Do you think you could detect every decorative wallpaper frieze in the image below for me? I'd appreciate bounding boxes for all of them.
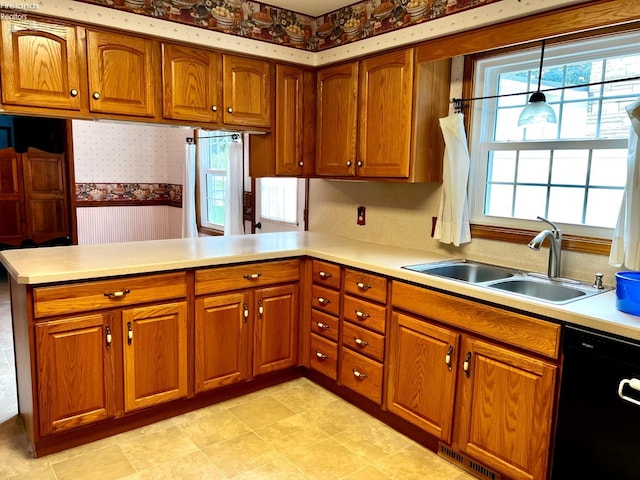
[76,182,183,206]
[75,0,502,52]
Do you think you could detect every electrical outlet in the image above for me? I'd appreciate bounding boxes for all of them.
[357,206,366,225]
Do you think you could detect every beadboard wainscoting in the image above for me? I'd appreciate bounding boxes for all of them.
[77,205,182,245]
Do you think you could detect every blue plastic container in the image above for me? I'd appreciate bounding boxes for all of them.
[615,271,640,315]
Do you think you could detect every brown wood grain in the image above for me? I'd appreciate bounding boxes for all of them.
[344,268,388,304]
[222,55,272,128]
[309,333,338,380]
[342,320,385,362]
[342,294,387,334]
[339,347,383,404]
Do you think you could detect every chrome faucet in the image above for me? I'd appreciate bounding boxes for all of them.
[528,216,562,279]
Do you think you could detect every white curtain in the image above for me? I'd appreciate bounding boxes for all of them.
[182,142,198,238]
[434,113,471,246]
[225,140,244,235]
[610,97,640,269]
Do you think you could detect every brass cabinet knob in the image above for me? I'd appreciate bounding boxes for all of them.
[92,92,100,100]
[70,89,78,97]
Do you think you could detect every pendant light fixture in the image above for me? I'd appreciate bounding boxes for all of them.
[517,39,557,127]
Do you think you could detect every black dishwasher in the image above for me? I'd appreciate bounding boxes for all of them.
[552,325,640,479]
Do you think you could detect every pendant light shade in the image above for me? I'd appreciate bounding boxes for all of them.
[518,40,557,127]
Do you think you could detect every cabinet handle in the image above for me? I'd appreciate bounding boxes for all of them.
[356,282,372,290]
[70,89,78,97]
[104,289,130,299]
[317,297,330,305]
[243,302,249,322]
[105,325,112,348]
[354,337,369,347]
[352,368,367,380]
[463,352,472,377]
[212,105,218,112]
[257,299,263,318]
[347,160,352,167]
[92,92,100,100]
[298,161,304,166]
[127,322,133,346]
[355,309,370,319]
[316,322,330,331]
[227,107,233,113]
[243,273,262,280]
[318,271,332,279]
[445,345,454,371]
[315,350,328,360]
[357,160,363,167]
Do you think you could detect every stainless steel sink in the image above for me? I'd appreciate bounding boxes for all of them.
[402,259,608,304]
[403,260,515,283]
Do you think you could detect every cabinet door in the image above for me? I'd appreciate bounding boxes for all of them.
[0,19,81,110]
[316,62,358,176]
[22,148,69,244]
[36,313,115,436]
[162,43,222,123]
[387,312,459,442]
[195,291,251,392]
[0,148,25,245]
[358,49,413,178]
[275,64,304,175]
[86,30,156,117]
[223,55,272,127]
[122,301,188,412]
[254,284,298,375]
[456,337,557,480]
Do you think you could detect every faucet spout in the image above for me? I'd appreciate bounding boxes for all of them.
[528,217,562,278]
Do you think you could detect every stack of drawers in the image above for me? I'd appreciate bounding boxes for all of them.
[309,260,342,380]
[339,268,388,404]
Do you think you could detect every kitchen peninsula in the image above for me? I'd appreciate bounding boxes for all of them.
[2,232,638,480]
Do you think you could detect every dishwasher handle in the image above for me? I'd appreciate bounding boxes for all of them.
[618,378,640,406]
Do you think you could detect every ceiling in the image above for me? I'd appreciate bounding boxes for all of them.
[262,1,356,17]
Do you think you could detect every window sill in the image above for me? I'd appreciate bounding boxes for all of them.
[470,224,611,255]
[198,226,224,237]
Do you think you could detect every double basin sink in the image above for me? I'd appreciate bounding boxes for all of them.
[403,259,608,304]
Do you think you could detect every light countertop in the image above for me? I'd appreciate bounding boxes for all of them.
[2,231,640,342]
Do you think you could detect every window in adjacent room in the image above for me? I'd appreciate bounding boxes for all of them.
[468,30,640,239]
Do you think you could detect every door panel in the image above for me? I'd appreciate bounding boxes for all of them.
[0,148,25,244]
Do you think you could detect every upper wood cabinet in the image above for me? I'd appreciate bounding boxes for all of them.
[223,55,272,128]
[316,48,450,181]
[162,43,222,124]
[86,30,158,117]
[0,18,82,111]
[316,62,358,177]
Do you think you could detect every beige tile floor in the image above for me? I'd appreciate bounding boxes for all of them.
[0,273,476,480]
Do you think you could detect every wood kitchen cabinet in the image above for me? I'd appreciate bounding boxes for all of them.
[0,148,25,245]
[223,55,272,128]
[390,281,559,480]
[0,18,82,111]
[162,43,222,124]
[35,312,116,436]
[86,30,158,117]
[122,301,188,412]
[194,260,299,393]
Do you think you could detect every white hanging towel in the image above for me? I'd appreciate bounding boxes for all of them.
[610,97,640,269]
[434,113,471,246]
[224,140,244,236]
[182,142,198,238]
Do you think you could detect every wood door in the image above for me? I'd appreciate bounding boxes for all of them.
[253,284,298,375]
[275,64,303,175]
[316,62,358,176]
[0,19,81,110]
[35,313,115,436]
[358,49,413,178]
[456,336,557,480]
[223,55,272,127]
[195,291,251,392]
[86,30,156,117]
[0,148,25,245]
[22,148,69,244]
[386,312,459,442]
[122,301,188,412]
[162,43,222,123]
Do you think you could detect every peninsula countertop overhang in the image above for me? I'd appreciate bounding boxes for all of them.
[2,231,640,342]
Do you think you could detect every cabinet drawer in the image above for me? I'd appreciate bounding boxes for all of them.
[342,295,386,334]
[195,259,300,295]
[344,268,387,303]
[342,321,384,362]
[311,309,339,342]
[312,260,341,290]
[340,347,383,404]
[311,284,340,316]
[310,333,338,380]
[33,272,187,319]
